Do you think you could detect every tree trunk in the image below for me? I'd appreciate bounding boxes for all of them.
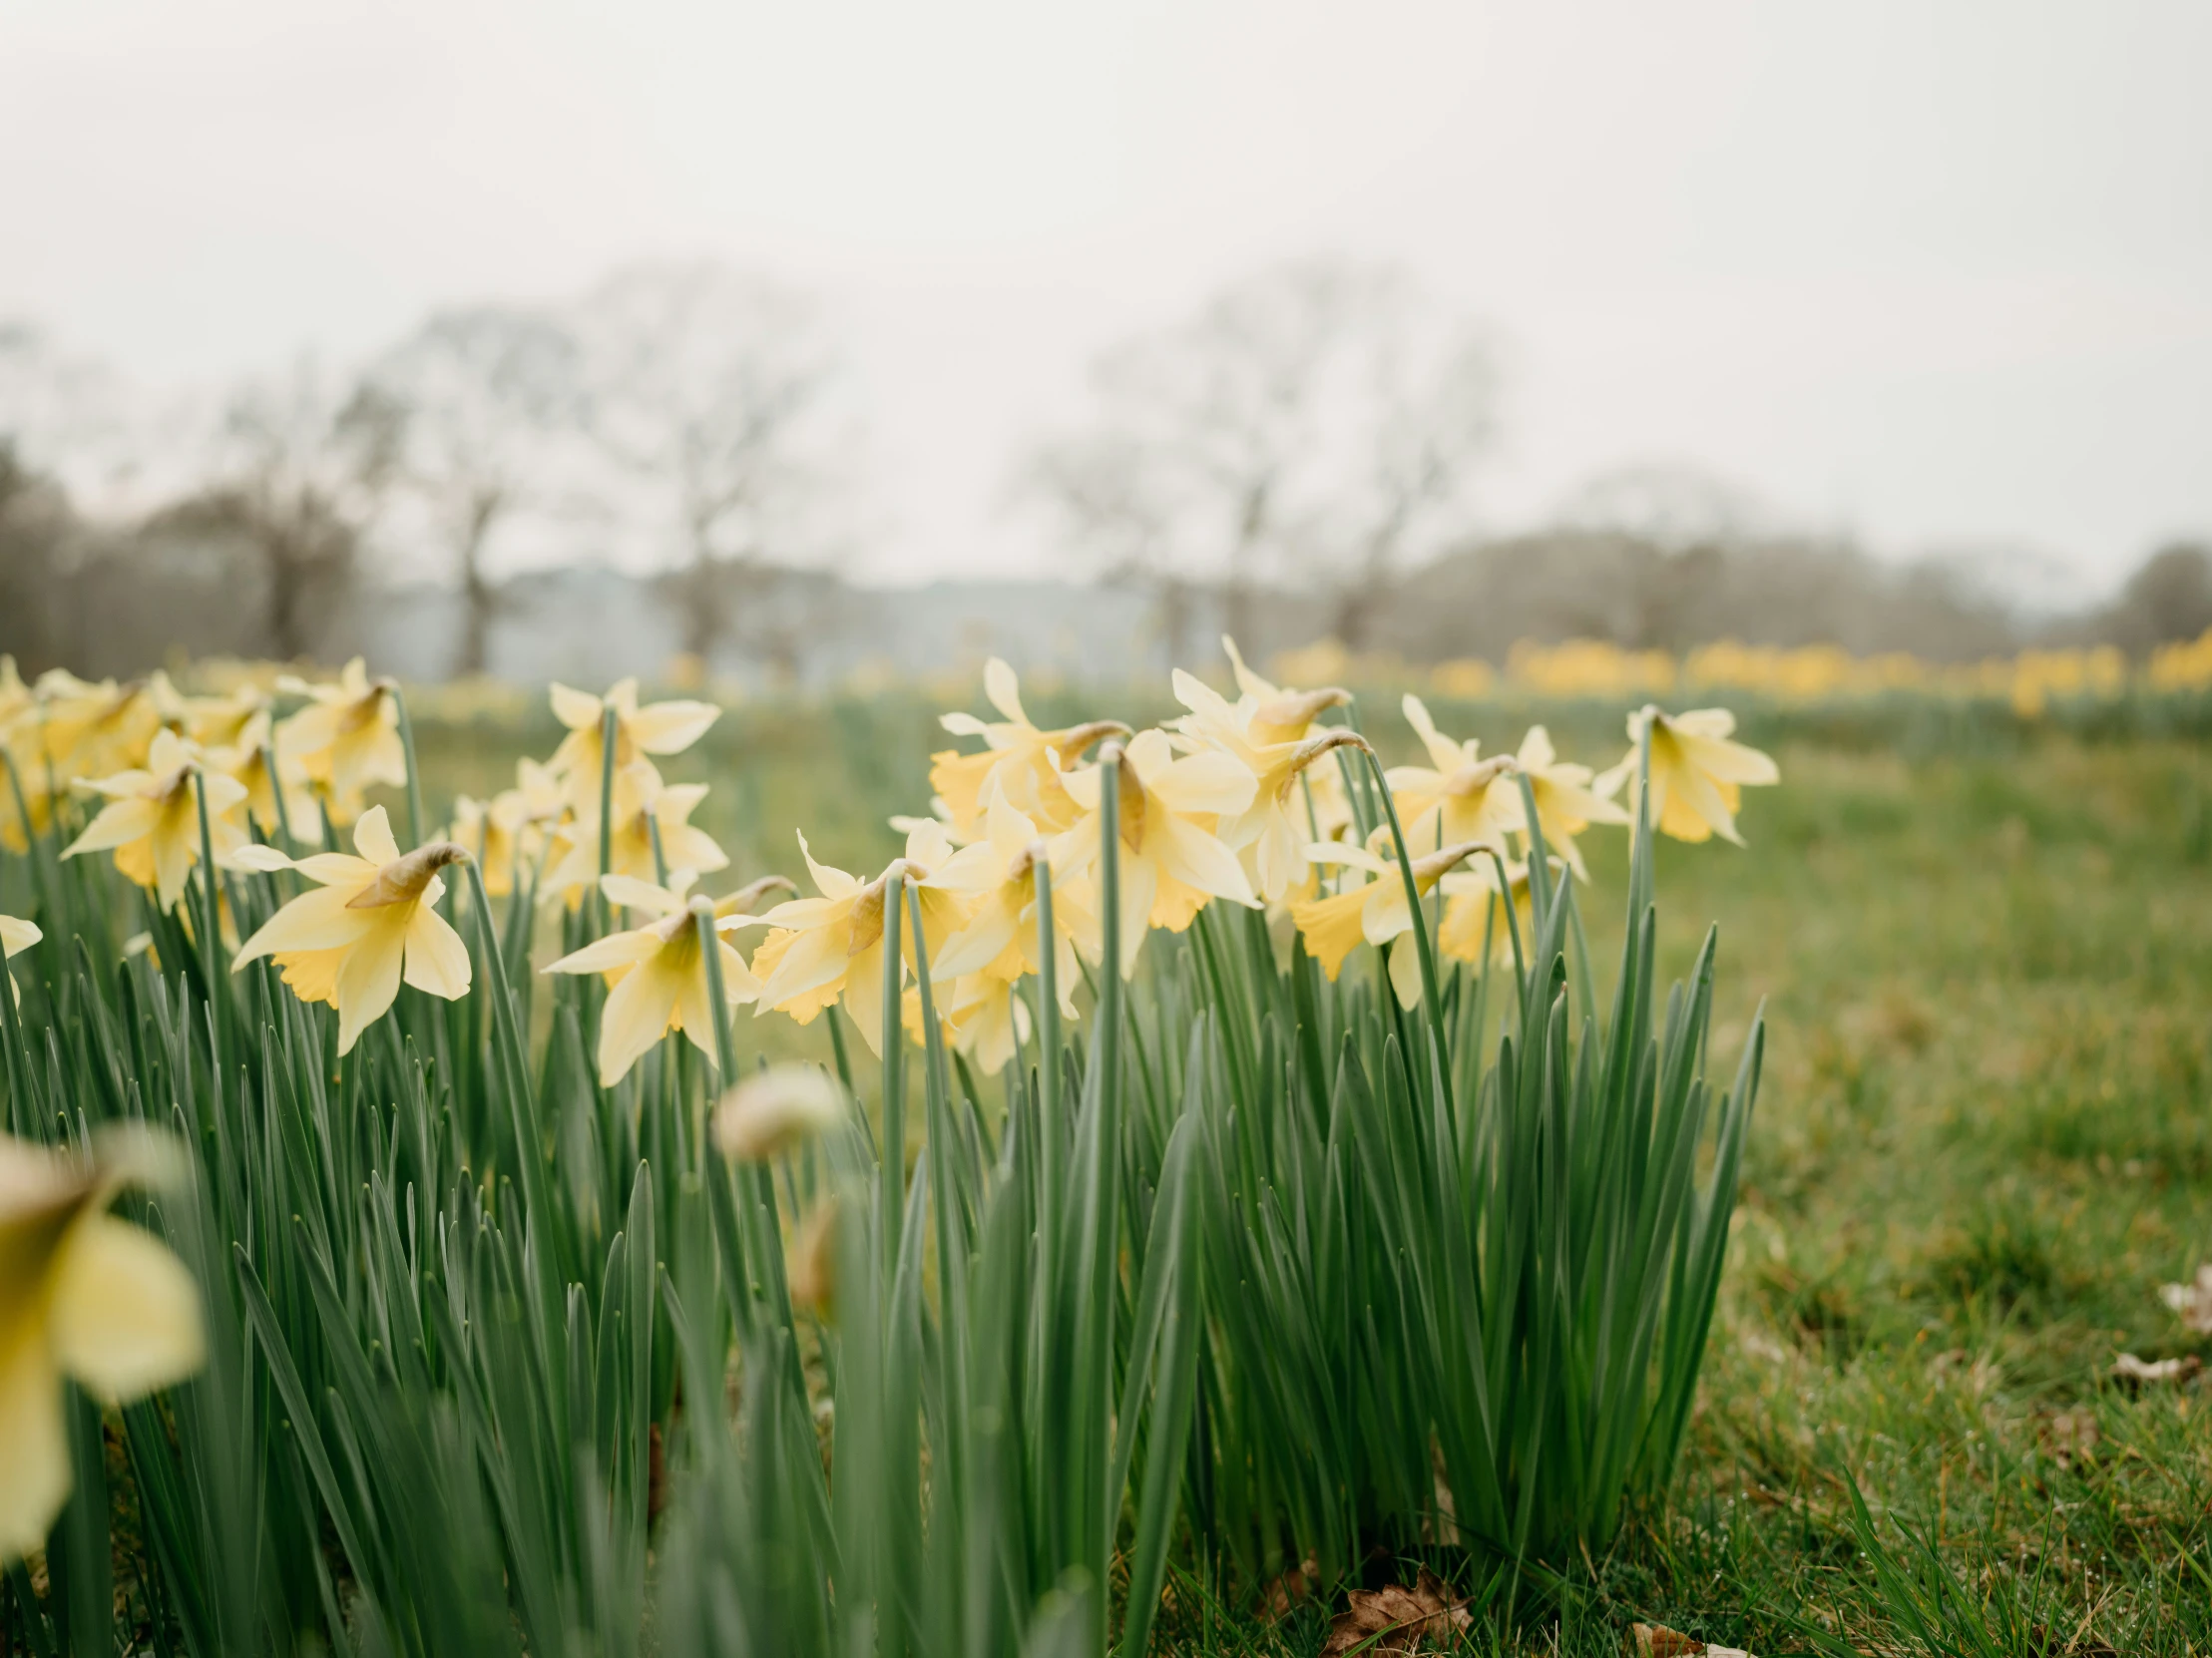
[453,494,502,679]
[265,525,305,662]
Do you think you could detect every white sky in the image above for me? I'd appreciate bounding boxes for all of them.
[2,0,2209,599]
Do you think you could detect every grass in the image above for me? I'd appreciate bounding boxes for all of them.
[451,709,2212,1652]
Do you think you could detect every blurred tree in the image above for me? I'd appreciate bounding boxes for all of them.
[570,262,845,682]
[1022,259,1497,656]
[0,442,73,673]
[361,307,588,677]
[161,359,401,662]
[2098,541,2212,652]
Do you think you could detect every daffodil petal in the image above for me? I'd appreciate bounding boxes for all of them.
[351,807,401,868]
[333,914,407,1054]
[0,1336,69,1564]
[49,1213,205,1404]
[402,906,473,1001]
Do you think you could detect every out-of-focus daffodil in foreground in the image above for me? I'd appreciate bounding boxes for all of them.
[232,807,472,1052]
[712,1064,847,1162]
[0,1127,204,1564]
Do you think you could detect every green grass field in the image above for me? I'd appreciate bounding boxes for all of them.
[412,700,2212,1654]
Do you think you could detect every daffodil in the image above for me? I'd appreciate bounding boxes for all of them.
[1059,731,1259,978]
[903,969,1032,1074]
[546,678,720,816]
[275,658,405,825]
[34,671,161,783]
[1169,669,1367,905]
[0,1127,205,1564]
[925,784,1100,1014]
[1510,726,1628,879]
[1291,833,1487,1008]
[231,807,472,1053]
[176,680,270,751]
[545,872,761,1086]
[1218,635,1360,838]
[540,759,727,905]
[1593,706,1779,845]
[63,729,250,913]
[929,657,1128,839]
[1387,695,1525,856]
[1436,855,1546,968]
[712,1064,847,1161]
[207,710,323,844]
[748,823,978,1056]
[2,913,39,1004]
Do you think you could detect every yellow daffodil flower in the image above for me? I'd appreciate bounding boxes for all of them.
[545,872,762,1086]
[1387,695,1526,857]
[275,658,405,826]
[1169,669,1367,905]
[0,1126,205,1564]
[746,827,966,1058]
[929,657,1128,839]
[1059,731,1259,977]
[2,914,39,1004]
[903,969,1032,1074]
[231,807,472,1053]
[925,783,1100,1014]
[546,678,719,815]
[712,1065,847,1161]
[63,729,250,914]
[1292,834,1487,1008]
[176,681,270,752]
[35,671,162,784]
[207,710,323,843]
[1216,635,1354,746]
[540,759,727,905]
[1594,706,1779,845]
[1511,725,1628,879]
[1437,855,1548,968]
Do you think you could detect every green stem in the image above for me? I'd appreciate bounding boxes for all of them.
[877,869,907,1288]
[1365,748,1447,1067]
[193,770,227,1114]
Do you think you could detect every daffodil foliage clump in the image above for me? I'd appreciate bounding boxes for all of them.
[0,645,1773,1654]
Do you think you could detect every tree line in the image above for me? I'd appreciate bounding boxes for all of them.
[2,259,2206,681]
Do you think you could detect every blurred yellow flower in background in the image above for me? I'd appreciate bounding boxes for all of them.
[0,1127,205,1565]
[63,729,249,913]
[540,759,727,904]
[546,678,720,815]
[207,710,323,843]
[276,658,405,825]
[1595,706,1779,845]
[232,807,472,1052]
[545,873,759,1086]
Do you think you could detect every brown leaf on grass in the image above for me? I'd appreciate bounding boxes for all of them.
[1319,1568,1472,1654]
[2158,1263,2212,1334]
[1623,1624,1755,1658]
[2111,1352,2202,1386]
[1260,1557,1318,1619]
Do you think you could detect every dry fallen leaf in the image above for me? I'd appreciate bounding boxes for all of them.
[1260,1556,1318,1620]
[1623,1624,1755,1658]
[2111,1352,2202,1386]
[2159,1263,2212,1335]
[1320,1567,1472,1654]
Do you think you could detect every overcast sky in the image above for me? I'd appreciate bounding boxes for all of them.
[2,0,2208,599]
